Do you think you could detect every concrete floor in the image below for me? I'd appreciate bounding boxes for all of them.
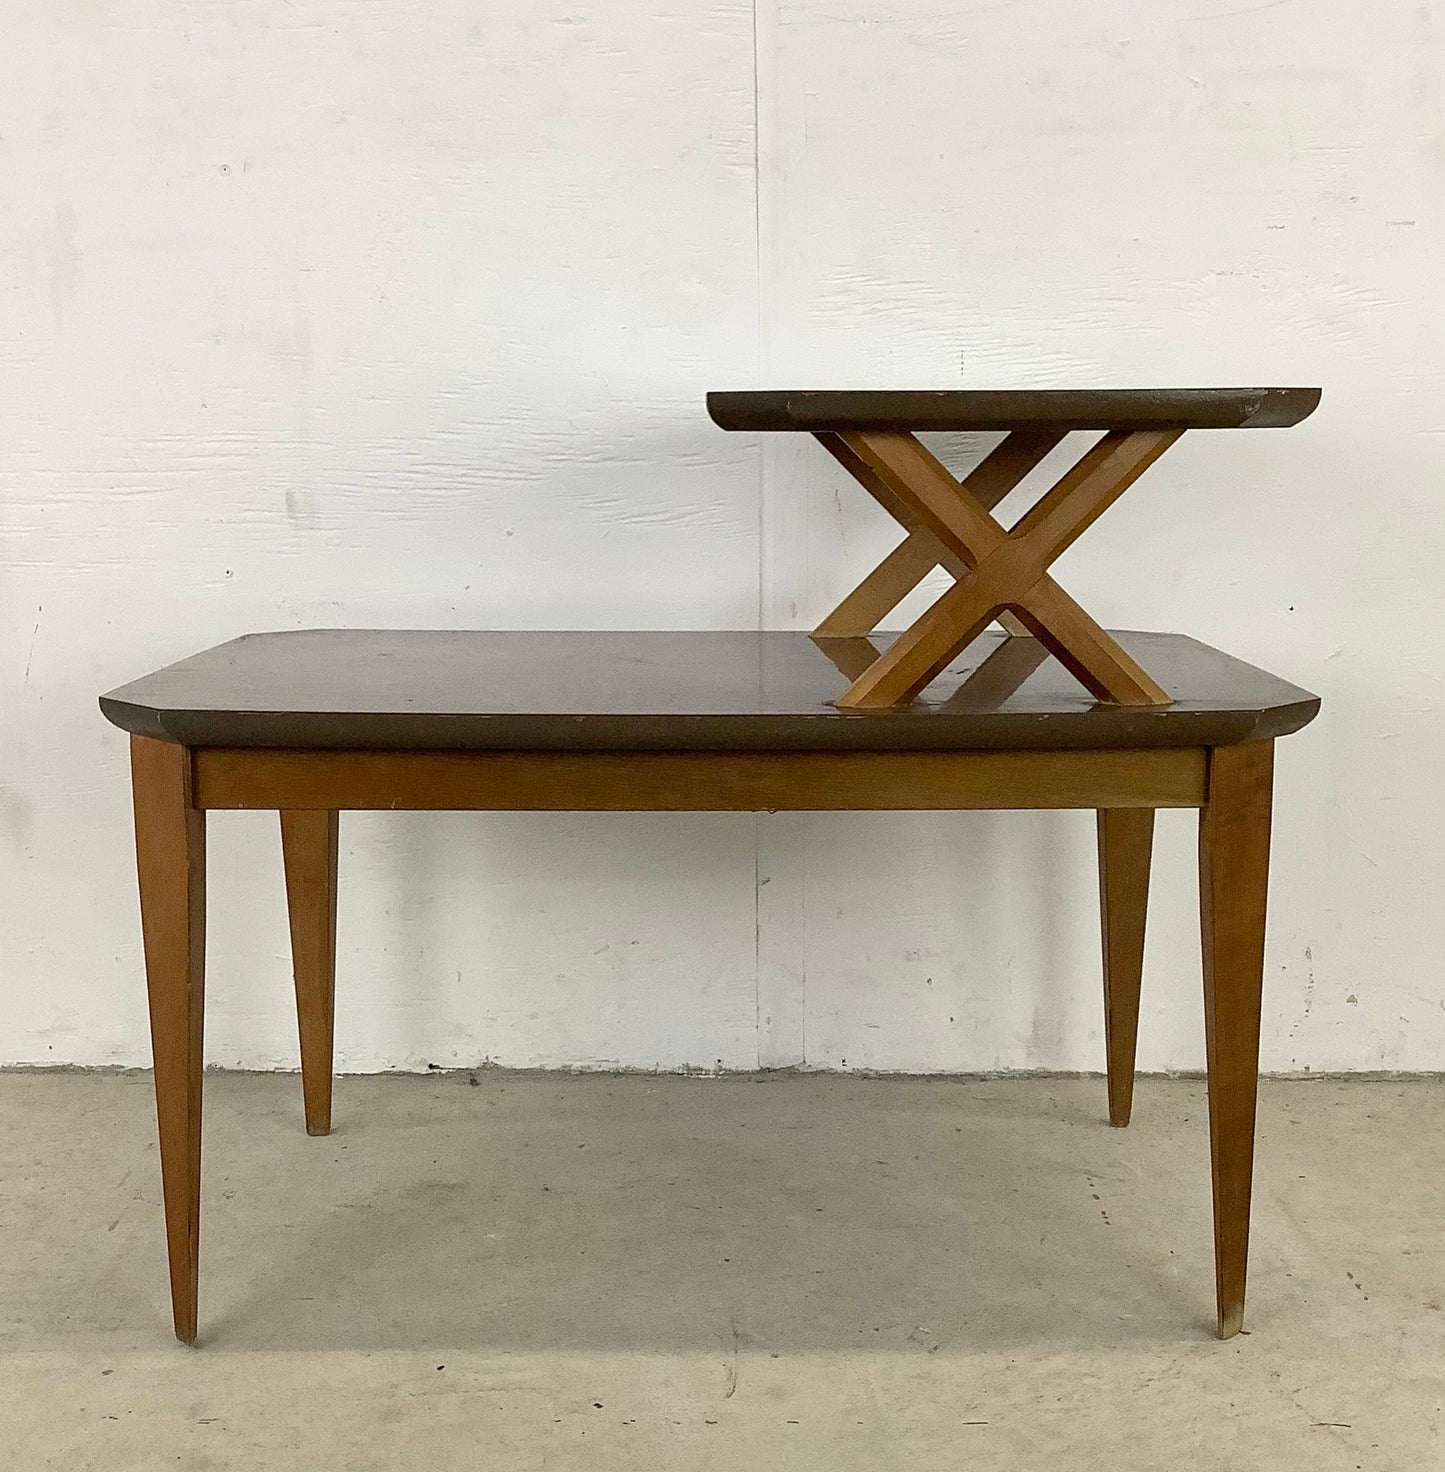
[1,1072,1442,1469]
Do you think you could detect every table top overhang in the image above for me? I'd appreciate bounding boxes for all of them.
[706,388,1321,434]
[100,629,1318,754]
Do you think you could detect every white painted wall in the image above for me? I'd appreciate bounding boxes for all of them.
[2,1,1441,1074]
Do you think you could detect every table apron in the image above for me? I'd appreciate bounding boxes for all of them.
[190,746,1209,812]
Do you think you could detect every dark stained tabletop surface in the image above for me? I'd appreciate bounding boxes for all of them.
[707,388,1321,434]
[101,630,1319,753]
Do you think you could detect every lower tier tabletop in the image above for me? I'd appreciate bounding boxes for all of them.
[99,629,1319,753]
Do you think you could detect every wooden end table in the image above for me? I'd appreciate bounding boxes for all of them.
[100,387,1320,1344]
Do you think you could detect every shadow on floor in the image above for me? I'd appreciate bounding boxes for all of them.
[78,1072,1222,1352]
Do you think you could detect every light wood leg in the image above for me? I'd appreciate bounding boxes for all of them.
[131,735,206,1346]
[1199,740,1274,1339]
[1097,807,1154,1127]
[280,810,339,1137]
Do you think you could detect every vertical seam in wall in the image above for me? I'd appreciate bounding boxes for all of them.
[751,0,766,1067]
[750,0,763,382]
[748,0,804,1070]
[751,0,766,637]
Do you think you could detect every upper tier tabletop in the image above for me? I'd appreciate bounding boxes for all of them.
[101,630,1318,753]
[707,387,1321,433]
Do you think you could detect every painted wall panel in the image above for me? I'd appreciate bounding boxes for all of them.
[758,0,1445,1072]
[1,1,764,1070]
[3,1,1441,1072]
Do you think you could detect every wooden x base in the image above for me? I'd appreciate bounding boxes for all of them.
[811,428,1183,709]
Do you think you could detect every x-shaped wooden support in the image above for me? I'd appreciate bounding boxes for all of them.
[810,428,1183,709]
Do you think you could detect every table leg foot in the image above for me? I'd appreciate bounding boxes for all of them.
[1097,807,1154,1127]
[1199,741,1274,1340]
[280,810,339,1137]
[132,736,206,1346]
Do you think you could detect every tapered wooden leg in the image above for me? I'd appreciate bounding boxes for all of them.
[280,810,339,1137]
[1097,807,1154,1127]
[131,735,206,1346]
[1199,740,1274,1339]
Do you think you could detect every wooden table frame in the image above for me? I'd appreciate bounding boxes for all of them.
[131,731,1273,1346]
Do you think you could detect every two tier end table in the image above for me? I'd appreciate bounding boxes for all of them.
[101,387,1320,1345]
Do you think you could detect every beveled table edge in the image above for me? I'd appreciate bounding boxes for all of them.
[98,629,1321,754]
[100,695,1320,753]
[706,387,1322,433]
